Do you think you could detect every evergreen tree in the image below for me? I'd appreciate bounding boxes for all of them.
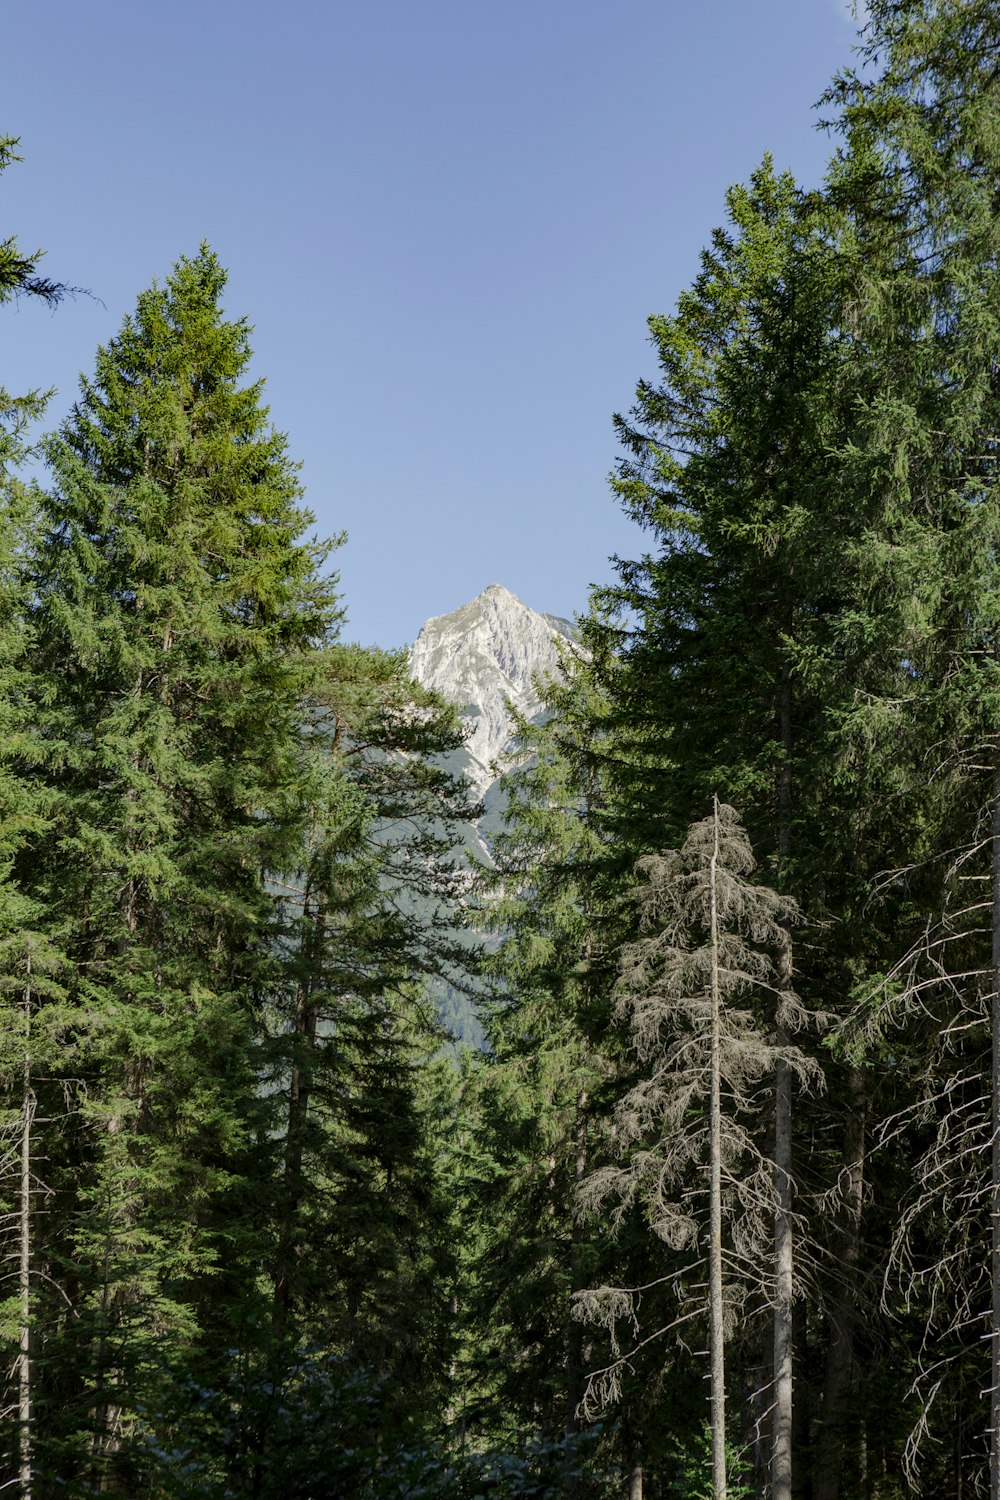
[581,148,943,1495]
[0,137,59,472]
[0,137,78,1500]
[471,642,617,1454]
[18,246,340,1489]
[821,3,1000,1487]
[468,634,694,1493]
[266,640,476,1411]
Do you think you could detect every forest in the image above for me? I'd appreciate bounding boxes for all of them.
[5,0,1000,1496]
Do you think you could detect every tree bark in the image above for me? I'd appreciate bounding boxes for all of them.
[813,1069,866,1500]
[272,887,323,1343]
[709,797,728,1500]
[19,959,32,1500]
[773,1054,793,1500]
[991,759,1000,1500]
[564,1089,588,1497]
[773,663,794,1500]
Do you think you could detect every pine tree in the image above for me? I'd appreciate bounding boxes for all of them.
[139,642,484,1492]
[467,632,695,1492]
[266,640,476,1408]
[470,641,618,1452]
[0,138,59,474]
[579,146,948,1494]
[19,246,340,1487]
[0,137,79,1500]
[820,4,1000,1488]
[0,474,50,1500]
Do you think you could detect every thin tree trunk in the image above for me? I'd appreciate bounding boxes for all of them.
[991,758,1000,1500]
[628,1461,643,1500]
[773,1055,793,1500]
[19,959,32,1500]
[91,1188,118,1491]
[272,889,323,1342]
[564,1089,588,1498]
[773,664,794,1500]
[709,797,727,1500]
[791,1299,812,1495]
[814,1069,866,1500]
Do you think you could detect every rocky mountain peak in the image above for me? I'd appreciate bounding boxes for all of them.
[409,584,576,801]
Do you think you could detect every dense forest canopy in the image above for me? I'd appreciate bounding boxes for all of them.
[5,3,1000,1493]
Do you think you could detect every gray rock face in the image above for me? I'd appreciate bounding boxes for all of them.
[407,585,577,1045]
[409,583,577,803]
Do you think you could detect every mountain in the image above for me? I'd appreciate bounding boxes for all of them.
[408,585,579,1049]
[409,582,577,812]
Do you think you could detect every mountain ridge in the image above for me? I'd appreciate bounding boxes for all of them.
[408,582,577,805]
[406,583,579,1047]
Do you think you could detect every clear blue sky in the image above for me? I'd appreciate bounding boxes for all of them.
[3,1,865,647]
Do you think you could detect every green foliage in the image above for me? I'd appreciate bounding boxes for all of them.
[668,1428,754,1500]
[462,645,627,1452]
[263,639,477,1405]
[10,246,345,1485]
[0,137,59,471]
[11,9,1000,1489]
[140,1348,613,1500]
[0,230,484,1488]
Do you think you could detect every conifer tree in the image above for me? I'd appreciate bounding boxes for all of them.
[469,634,693,1491]
[19,246,340,1487]
[575,803,816,1500]
[266,640,475,1406]
[471,641,620,1457]
[822,4,1000,1488]
[0,138,78,1499]
[0,470,49,1500]
[584,149,937,1495]
[0,138,58,473]
[587,165,805,1495]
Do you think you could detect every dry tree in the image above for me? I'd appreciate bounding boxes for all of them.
[843,796,1000,1496]
[573,800,820,1500]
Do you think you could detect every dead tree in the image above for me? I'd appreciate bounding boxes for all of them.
[845,765,1000,1496]
[575,800,819,1500]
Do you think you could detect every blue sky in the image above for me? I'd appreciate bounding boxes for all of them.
[4,1,865,647]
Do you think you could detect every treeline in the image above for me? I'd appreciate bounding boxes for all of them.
[6,1,1000,1496]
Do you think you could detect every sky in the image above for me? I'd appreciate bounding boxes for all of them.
[3,1,867,648]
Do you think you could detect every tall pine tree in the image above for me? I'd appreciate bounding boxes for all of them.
[19,246,340,1490]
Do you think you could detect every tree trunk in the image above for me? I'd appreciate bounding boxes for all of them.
[991,758,1000,1500]
[564,1089,588,1497]
[813,1069,866,1500]
[792,1300,812,1497]
[709,797,728,1500]
[773,1055,793,1500]
[628,1461,643,1500]
[18,961,32,1500]
[773,663,794,1500]
[272,888,323,1342]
